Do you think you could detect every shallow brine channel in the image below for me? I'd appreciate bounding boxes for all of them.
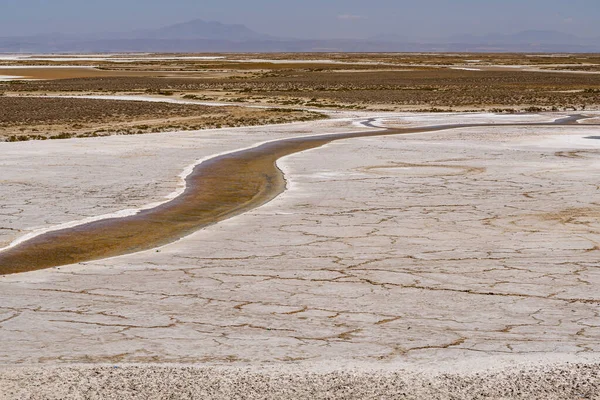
[0,115,594,274]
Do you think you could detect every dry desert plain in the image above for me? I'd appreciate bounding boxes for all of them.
[1,54,600,398]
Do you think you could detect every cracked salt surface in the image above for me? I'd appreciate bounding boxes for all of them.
[0,112,600,381]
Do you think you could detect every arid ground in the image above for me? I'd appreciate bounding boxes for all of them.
[1,53,600,398]
[2,53,600,118]
[0,97,323,141]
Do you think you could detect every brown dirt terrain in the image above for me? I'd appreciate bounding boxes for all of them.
[63,52,596,66]
[3,58,599,111]
[0,66,248,80]
[1,53,599,139]
[0,97,325,141]
[241,69,600,110]
[221,52,600,66]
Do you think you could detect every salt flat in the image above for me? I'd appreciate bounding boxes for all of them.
[0,75,24,81]
[1,112,600,396]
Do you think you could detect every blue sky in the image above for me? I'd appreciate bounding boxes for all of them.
[2,0,599,38]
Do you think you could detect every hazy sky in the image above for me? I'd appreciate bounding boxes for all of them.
[2,0,599,39]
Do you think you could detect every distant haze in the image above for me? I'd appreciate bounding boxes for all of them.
[2,0,600,40]
[1,0,599,53]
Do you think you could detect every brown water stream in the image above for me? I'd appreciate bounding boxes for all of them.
[0,115,594,274]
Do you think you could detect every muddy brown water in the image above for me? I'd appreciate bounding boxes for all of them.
[0,115,595,275]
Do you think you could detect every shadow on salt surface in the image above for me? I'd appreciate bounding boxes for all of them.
[585,136,600,140]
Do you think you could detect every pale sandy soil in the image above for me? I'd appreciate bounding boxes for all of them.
[1,111,600,397]
[0,75,26,81]
[477,65,600,74]
[0,66,243,80]
[1,363,600,399]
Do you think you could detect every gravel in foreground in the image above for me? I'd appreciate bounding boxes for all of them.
[1,363,599,399]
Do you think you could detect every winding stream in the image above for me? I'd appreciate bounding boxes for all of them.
[0,115,595,274]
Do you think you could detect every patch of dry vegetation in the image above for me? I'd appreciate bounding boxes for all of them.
[0,97,325,142]
[221,52,600,66]
[3,54,600,111]
[1,53,600,126]
[246,69,600,110]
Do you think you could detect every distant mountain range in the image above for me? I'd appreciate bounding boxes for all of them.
[129,19,272,41]
[1,19,599,53]
[450,30,587,45]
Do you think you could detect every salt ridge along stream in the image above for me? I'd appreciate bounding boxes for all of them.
[0,115,595,275]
